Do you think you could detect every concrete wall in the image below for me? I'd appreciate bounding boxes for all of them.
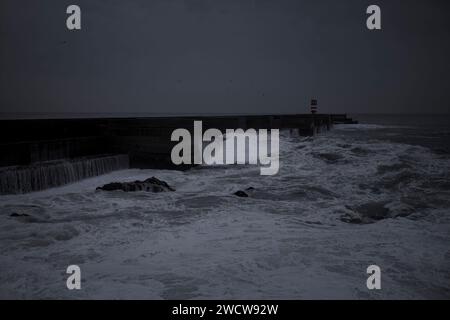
[0,114,353,169]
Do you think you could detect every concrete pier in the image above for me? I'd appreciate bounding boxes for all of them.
[0,114,357,193]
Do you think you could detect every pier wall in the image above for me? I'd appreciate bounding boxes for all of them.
[0,114,356,193]
[0,154,129,194]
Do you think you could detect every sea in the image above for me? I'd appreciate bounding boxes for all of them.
[0,114,449,299]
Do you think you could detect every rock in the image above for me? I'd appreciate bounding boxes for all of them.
[10,212,30,217]
[96,177,175,192]
[233,187,255,198]
[234,190,249,197]
[340,202,392,224]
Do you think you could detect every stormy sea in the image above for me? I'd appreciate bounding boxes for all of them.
[1,114,449,299]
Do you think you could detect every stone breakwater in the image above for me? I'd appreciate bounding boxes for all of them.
[0,114,357,193]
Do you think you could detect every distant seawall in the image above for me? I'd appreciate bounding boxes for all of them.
[0,114,356,193]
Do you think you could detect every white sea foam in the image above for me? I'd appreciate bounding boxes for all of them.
[0,127,449,299]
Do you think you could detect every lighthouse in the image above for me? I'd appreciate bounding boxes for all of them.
[310,99,318,114]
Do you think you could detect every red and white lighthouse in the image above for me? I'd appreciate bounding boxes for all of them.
[310,99,318,114]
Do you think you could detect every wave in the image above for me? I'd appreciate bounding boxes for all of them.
[1,125,450,298]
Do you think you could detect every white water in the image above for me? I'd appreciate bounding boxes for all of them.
[0,126,449,299]
[0,154,129,194]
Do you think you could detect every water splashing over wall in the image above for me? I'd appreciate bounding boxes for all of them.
[0,154,129,194]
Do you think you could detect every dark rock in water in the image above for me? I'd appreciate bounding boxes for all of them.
[233,187,255,198]
[355,202,390,221]
[97,177,175,192]
[10,212,30,217]
[234,190,249,197]
[341,201,398,224]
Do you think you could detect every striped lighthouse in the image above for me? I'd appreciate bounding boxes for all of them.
[310,99,318,114]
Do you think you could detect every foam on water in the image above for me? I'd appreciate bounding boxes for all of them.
[1,123,449,299]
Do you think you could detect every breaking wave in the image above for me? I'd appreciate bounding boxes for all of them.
[1,122,450,299]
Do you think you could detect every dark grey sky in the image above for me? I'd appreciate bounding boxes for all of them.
[1,0,449,115]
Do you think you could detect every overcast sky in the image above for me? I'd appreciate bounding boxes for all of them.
[1,0,449,115]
